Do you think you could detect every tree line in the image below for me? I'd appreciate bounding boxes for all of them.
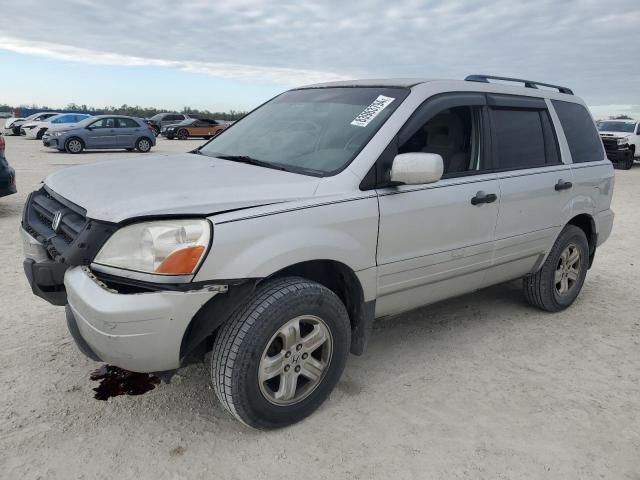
[0,103,246,121]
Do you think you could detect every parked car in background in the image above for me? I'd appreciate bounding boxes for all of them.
[598,119,640,170]
[22,113,91,140]
[43,115,156,153]
[4,112,60,136]
[0,112,12,119]
[21,75,614,429]
[146,113,192,135]
[162,118,228,139]
[0,133,16,198]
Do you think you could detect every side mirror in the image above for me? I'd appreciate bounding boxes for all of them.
[390,153,444,185]
[85,126,93,131]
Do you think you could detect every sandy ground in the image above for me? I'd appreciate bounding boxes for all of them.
[0,131,639,480]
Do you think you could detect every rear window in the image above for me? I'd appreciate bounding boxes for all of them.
[552,100,604,163]
[117,118,139,128]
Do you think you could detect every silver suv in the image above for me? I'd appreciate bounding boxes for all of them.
[21,75,614,429]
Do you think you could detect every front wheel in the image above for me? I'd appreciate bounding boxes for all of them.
[211,277,351,429]
[36,129,46,140]
[523,225,589,312]
[64,137,84,154]
[177,129,189,140]
[135,137,152,152]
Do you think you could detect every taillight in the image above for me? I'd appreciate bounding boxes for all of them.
[0,135,5,153]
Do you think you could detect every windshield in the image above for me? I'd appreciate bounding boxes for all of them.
[199,87,409,176]
[598,121,636,133]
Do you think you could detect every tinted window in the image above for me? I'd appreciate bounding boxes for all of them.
[598,121,635,133]
[117,118,139,128]
[551,100,603,163]
[165,114,184,121]
[490,109,548,169]
[399,106,484,175]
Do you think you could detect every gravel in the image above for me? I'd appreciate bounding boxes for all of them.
[1,133,638,479]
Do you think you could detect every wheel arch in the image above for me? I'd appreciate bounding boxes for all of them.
[566,213,597,267]
[179,259,375,366]
[266,260,375,356]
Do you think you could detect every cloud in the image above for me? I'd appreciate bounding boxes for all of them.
[1,0,639,109]
[0,35,350,86]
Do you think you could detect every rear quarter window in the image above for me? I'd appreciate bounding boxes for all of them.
[551,100,604,163]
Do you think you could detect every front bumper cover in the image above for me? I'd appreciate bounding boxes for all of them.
[65,266,219,372]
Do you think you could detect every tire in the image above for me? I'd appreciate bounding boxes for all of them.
[625,157,634,170]
[211,276,351,429]
[177,129,189,140]
[36,129,46,140]
[523,225,589,312]
[64,137,84,154]
[135,137,152,152]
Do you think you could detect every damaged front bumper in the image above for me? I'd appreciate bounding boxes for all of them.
[65,266,219,372]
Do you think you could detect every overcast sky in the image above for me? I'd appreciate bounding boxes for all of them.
[1,0,638,117]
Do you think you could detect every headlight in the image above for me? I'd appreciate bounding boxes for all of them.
[94,219,211,275]
[617,137,629,145]
[167,127,175,131]
[48,132,62,137]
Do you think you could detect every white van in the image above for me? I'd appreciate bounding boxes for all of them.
[22,75,614,428]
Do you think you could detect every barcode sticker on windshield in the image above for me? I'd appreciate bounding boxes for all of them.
[350,95,395,127]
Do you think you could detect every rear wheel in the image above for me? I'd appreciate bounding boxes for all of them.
[523,225,589,312]
[64,137,84,154]
[135,137,152,152]
[211,277,351,429]
[177,129,189,140]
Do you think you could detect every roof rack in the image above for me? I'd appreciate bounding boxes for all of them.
[464,75,574,95]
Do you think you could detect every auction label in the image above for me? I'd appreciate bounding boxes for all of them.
[351,95,395,127]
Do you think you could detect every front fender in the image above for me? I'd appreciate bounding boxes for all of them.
[194,197,379,282]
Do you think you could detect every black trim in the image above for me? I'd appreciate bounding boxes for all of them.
[486,93,547,109]
[179,281,258,363]
[65,305,102,361]
[350,299,376,356]
[465,75,574,95]
[90,268,247,294]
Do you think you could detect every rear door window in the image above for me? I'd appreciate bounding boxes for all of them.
[551,100,604,163]
[490,108,556,170]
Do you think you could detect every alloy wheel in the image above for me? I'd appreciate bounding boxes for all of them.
[68,139,82,153]
[555,243,581,295]
[258,315,333,406]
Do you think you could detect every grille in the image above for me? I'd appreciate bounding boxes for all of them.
[24,188,87,258]
[601,137,618,152]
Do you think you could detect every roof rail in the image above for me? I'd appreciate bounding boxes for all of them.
[464,74,574,95]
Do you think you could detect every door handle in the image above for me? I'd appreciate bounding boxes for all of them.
[471,191,498,205]
[555,179,573,191]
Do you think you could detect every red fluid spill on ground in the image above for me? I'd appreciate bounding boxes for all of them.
[90,365,161,400]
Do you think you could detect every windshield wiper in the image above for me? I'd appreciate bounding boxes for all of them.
[215,154,288,172]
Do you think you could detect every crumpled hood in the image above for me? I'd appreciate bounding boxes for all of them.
[44,153,320,223]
